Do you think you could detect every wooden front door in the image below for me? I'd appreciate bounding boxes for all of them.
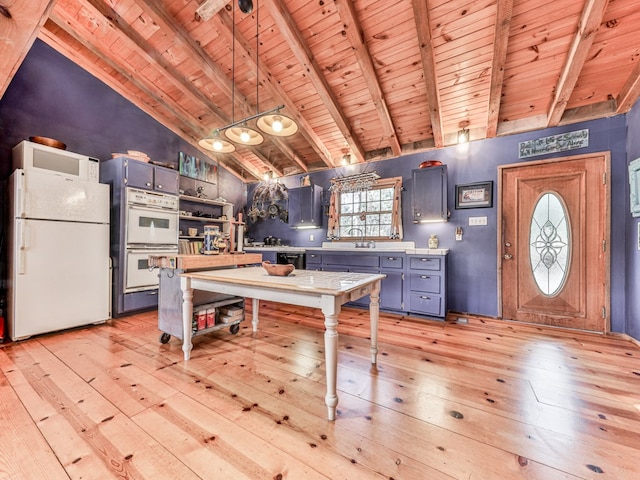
[499,153,610,332]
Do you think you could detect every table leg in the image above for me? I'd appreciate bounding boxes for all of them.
[322,305,340,421]
[180,276,194,361]
[252,297,259,332]
[369,280,380,364]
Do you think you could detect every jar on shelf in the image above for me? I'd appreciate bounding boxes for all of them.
[203,225,221,255]
[428,234,439,249]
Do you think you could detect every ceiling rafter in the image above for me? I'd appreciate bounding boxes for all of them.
[616,59,640,114]
[102,0,285,177]
[265,0,366,164]
[42,14,264,181]
[333,0,401,157]
[486,0,513,138]
[546,0,610,127]
[38,22,254,182]
[0,0,55,97]
[213,8,319,172]
[412,0,443,148]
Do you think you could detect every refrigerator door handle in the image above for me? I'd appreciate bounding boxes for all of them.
[15,170,26,218]
[17,220,27,274]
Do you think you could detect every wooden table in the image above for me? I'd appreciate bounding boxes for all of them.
[180,267,385,421]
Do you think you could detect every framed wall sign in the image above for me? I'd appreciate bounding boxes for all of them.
[179,151,217,183]
[455,181,493,209]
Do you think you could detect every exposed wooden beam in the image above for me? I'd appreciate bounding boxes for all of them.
[333,0,401,157]
[546,0,610,127]
[0,0,56,98]
[95,0,284,177]
[41,16,263,182]
[265,0,366,164]
[616,60,640,114]
[412,0,443,148]
[486,0,513,138]
[214,9,322,172]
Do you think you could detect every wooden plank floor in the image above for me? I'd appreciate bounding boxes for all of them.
[1,302,640,479]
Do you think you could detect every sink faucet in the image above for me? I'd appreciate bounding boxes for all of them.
[347,227,367,248]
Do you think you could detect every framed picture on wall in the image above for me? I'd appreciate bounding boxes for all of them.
[455,181,493,209]
[179,152,217,183]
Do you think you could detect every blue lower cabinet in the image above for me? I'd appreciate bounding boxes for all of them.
[380,271,403,311]
[311,251,447,318]
[306,252,323,270]
[409,292,442,317]
[406,255,447,317]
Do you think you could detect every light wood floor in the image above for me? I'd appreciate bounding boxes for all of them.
[1,303,639,479]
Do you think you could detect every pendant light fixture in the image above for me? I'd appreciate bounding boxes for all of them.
[199,0,298,152]
[199,130,235,153]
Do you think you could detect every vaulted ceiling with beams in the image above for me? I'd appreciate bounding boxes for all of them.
[2,0,640,182]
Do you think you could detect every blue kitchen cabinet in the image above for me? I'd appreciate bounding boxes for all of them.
[411,165,448,223]
[288,185,323,228]
[379,254,405,311]
[406,254,447,317]
[125,157,179,194]
[306,251,323,270]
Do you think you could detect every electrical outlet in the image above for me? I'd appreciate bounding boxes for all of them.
[309,234,314,242]
[468,216,488,226]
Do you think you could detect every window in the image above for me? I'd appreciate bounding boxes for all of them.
[327,176,403,240]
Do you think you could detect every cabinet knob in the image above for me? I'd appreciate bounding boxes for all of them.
[146,182,152,187]
[420,275,430,279]
[157,185,163,189]
[420,296,431,300]
[387,257,395,260]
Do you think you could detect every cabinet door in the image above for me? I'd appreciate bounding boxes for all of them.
[412,165,448,222]
[126,160,154,190]
[380,271,403,311]
[289,185,322,227]
[154,167,179,194]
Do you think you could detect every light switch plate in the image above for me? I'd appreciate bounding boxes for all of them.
[469,216,488,226]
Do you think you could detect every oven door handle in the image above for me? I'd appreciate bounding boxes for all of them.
[127,247,179,253]
[127,204,178,214]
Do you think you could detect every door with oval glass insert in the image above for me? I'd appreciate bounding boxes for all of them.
[499,153,609,332]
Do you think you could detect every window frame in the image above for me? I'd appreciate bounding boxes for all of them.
[327,176,403,241]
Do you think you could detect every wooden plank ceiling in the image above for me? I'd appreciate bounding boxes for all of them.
[1,0,639,182]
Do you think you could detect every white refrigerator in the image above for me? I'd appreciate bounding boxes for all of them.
[7,168,111,341]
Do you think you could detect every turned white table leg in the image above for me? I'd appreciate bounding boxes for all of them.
[180,276,194,361]
[369,280,381,364]
[322,302,340,421]
[252,297,259,332]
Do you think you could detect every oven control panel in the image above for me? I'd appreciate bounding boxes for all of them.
[127,187,179,210]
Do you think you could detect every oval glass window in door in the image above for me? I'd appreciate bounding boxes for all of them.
[529,192,571,296]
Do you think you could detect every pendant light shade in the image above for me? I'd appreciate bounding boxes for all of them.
[224,124,264,145]
[199,131,236,153]
[256,113,298,137]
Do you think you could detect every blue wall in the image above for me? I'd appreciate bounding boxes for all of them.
[0,39,635,337]
[248,116,629,333]
[0,40,245,206]
[626,101,640,339]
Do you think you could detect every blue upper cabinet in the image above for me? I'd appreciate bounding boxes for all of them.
[411,165,448,223]
[288,185,323,228]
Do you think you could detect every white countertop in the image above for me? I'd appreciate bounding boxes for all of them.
[244,242,449,255]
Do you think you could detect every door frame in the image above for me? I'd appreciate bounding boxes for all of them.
[497,152,611,332]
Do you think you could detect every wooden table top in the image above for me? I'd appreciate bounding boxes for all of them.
[182,266,385,296]
[148,253,262,270]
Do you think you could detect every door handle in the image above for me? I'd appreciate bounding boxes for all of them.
[503,253,513,260]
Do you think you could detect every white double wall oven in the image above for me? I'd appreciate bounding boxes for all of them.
[124,187,179,292]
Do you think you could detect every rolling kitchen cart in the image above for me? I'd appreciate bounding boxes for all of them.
[149,253,262,344]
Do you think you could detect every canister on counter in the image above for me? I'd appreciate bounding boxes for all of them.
[203,225,221,255]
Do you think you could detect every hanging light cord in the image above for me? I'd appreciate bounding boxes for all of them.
[255,0,259,115]
[230,0,236,124]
